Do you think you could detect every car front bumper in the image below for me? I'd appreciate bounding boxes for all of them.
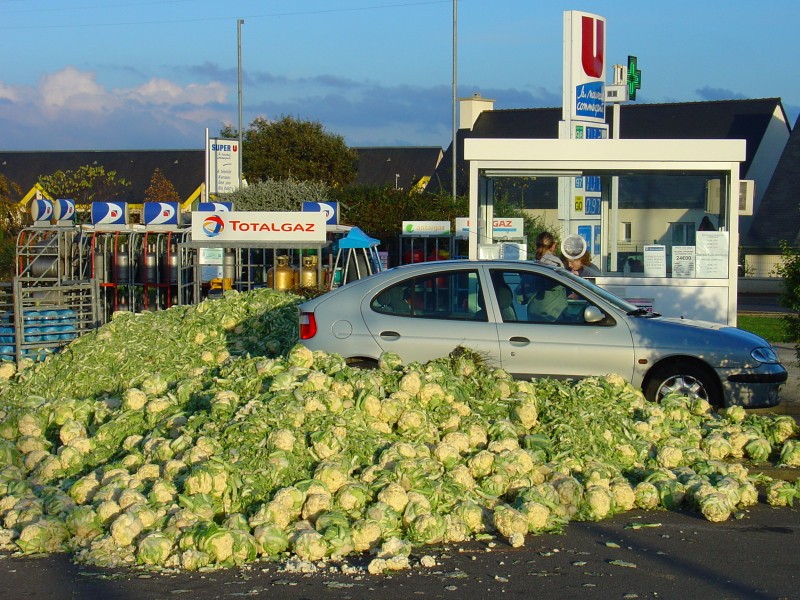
[721,363,788,408]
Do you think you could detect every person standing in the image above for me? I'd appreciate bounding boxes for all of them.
[567,249,601,278]
[535,232,563,268]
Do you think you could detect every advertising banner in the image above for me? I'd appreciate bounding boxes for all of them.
[143,202,180,226]
[91,202,129,227]
[302,201,339,225]
[206,132,241,196]
[563,10,606,124]
[455,217,524,240]
[198,202,233,212]
[191,211,327,243]
[53,199,76,222]
[402,221,451,236]
[29,199,53,222]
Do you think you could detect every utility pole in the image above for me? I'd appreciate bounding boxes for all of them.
[452,0,457,202]
[237,18,244,190]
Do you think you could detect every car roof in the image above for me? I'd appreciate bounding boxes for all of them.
[300,259,566,308]
[386,259,563,272]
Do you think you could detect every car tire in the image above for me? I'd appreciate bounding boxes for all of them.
[643,361,722,407]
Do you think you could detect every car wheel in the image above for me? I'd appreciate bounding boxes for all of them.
[643,361,722,407]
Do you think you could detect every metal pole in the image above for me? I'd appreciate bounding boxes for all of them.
[452,0,457,202]
[610,102,620,272]
[237,19,245,190]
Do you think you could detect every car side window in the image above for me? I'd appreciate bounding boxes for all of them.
[371,270,487,321]
[492,269,595,325]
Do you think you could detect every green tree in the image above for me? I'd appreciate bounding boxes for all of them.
[0,174,23,281]
[775,240,800,360]
[222,116,357,188]
[219,178,329,212]
[331,186,469,235]
[143,168,181,204]
[38,165,131,208]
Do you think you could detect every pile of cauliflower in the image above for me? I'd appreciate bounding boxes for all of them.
[0,288,798,574]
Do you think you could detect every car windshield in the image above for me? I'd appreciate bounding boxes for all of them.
[558,269,641,313]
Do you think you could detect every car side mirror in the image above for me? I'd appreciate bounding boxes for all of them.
[583,305,606,323]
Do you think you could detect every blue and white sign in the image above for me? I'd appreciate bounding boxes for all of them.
[53,199,75,222]
[198,202,233,212]
[575,82,605,120]
[91,202,129,227]
[303,201,339,225]
[29,199,53,222]
[143,202,180,226]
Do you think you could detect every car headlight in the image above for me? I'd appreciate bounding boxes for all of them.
[751,346,780,364]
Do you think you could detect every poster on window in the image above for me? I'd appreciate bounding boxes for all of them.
[672,246,696,278]
[643,245,667,278]
[695,231,729,278]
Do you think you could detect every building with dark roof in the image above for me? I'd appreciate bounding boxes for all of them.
[352,146,442,191]
[741,114,800,274]
[428,96,791,238]
[0,150,205,207]
[0,146,442,207]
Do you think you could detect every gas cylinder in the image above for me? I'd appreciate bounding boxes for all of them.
[267,255,296,290]
[223,249,236,283]
[93,248,107,283]
[140,243,158,283]
[298,255,318,287]
[115,244,130,283]
[161,245,179,284]
[29,237,59,278]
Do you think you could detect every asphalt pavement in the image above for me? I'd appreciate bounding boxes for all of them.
[1,504,798,600]
[763,342,799,417]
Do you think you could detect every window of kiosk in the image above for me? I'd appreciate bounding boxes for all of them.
[479,170,730,279]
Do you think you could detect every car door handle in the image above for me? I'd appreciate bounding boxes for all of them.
[380,331,401,340]
[509,336,530,345]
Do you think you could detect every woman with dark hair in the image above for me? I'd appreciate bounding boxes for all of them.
[567,249,601,278]
[535,232,563,268]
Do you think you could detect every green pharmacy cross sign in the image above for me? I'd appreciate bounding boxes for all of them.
[627,55,642,100]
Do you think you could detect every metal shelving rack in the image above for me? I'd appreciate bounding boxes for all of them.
[6,224,100,362]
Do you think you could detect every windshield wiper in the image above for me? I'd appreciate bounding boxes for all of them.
[627,307,660,317]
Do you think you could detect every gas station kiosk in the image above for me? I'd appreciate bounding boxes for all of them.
[464,137,746,325]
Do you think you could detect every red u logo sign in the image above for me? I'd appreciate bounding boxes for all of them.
[581,16,604,78]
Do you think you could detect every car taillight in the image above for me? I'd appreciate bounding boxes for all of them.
[299,312,317,339]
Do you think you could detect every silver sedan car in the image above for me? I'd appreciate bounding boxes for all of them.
[298,260,787,408]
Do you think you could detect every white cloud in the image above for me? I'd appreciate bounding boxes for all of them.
[121,78,228,106]
[0,82,19,102]
[39,67,113,113]
[0,67,234,149]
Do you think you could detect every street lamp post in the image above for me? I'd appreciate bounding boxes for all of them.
[237,18,244,190]
[452,0,457,202]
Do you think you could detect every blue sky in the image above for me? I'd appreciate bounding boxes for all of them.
[1,0,798,151]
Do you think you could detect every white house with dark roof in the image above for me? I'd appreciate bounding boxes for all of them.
[741,114,800,276]
[428,96,791,241]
